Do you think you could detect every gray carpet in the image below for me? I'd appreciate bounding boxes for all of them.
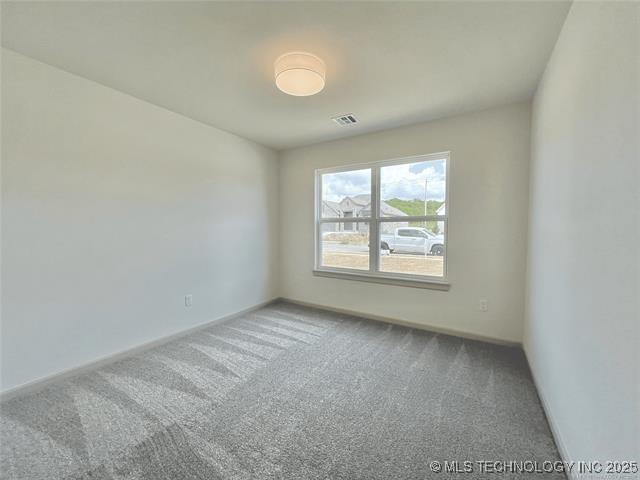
[0,301,562,479]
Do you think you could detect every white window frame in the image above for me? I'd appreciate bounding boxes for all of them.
[314,152,450,290]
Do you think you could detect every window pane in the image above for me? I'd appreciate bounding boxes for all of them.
[321,169,372,219]
[320,222,369,271]
[379,220,445,277]
[379,157,446,222]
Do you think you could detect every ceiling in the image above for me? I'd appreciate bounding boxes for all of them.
[1,1,571,150]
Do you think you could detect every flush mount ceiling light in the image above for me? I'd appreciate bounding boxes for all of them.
[274,52,325,96]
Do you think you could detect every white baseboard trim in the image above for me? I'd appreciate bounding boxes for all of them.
[0,297,278,402]
[278,297,521,347]
[523,346,575,480]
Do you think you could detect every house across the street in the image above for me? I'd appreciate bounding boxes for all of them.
[322,194,408,233]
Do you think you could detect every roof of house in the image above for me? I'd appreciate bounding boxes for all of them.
[350,197,408,217]
[380,202,407,217]
[322,200,341,216]
[325,195,408,218]
[351,194,371,205]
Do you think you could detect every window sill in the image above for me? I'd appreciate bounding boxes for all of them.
[312,269,450,291]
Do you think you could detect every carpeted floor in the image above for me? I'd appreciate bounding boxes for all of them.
[0,301,562,479]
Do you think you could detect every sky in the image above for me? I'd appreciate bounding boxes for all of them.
[322,158,446,203]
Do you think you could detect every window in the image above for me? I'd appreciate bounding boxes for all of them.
[315,153,449,287]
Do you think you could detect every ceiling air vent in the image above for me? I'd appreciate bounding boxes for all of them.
[332,114,358,126]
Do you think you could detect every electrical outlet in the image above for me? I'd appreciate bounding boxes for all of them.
[185,295,193,307]
[479,299,488,312]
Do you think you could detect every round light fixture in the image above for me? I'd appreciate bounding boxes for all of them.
[274,52,325,96]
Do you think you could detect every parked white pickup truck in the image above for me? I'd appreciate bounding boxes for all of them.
[380,227,445,256]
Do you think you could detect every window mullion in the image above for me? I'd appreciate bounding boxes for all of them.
[370,166,380,273]
[379,215,444,223]
[315,171,321,269]
[318,217,372,223]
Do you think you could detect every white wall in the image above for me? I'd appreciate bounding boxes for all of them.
[280,103,531,343]
[526,1,639,465]
[0,49,279,392]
